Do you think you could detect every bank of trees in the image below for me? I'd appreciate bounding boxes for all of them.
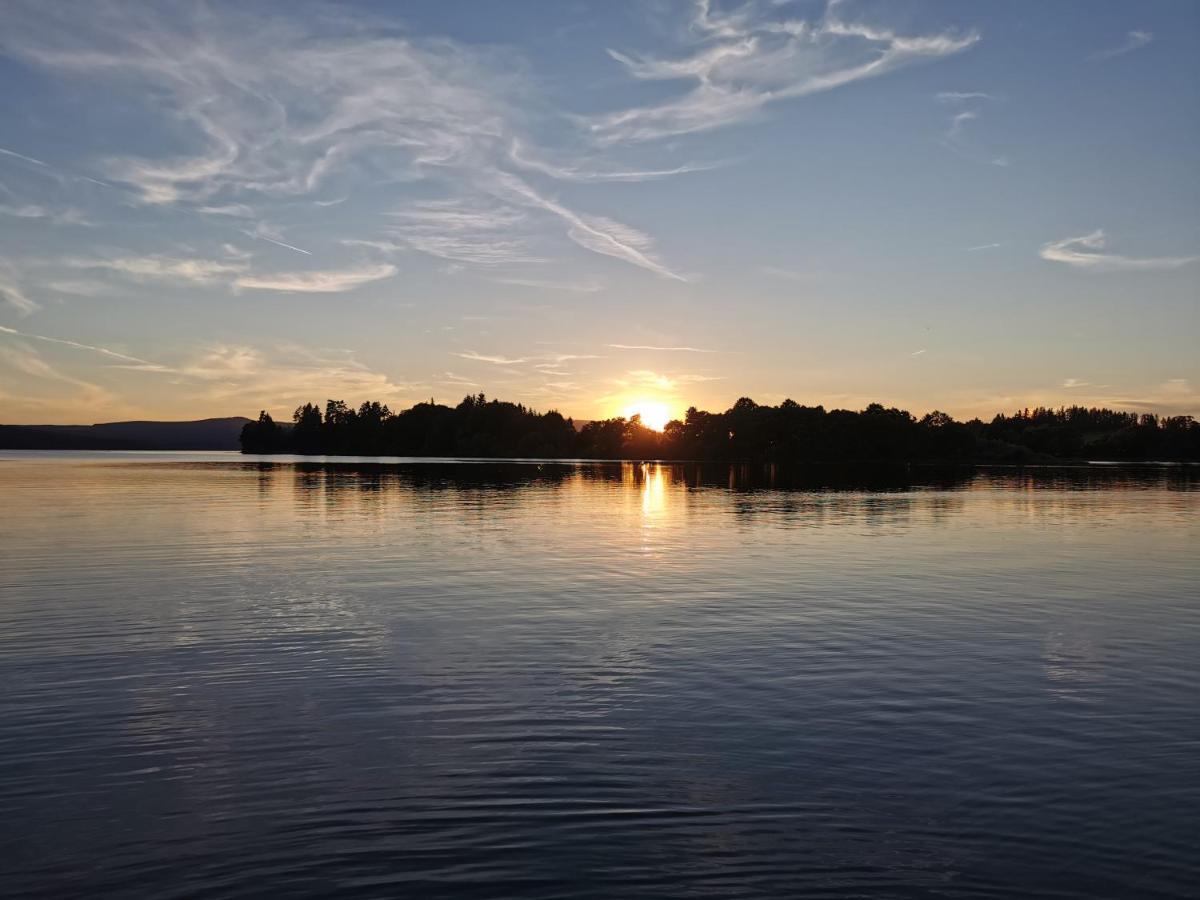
[243,394,577,458]
[983,406,1198,461]
[241,395,1200,462]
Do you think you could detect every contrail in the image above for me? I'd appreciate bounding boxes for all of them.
[0,145,115,189]
[249,233,313,255]
[0,324,165,368]
[0,146,49,168]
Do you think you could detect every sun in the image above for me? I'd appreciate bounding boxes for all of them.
[624,400,673,432]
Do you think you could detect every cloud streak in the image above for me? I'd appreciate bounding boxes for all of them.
[937,92,1007,166]
[481,171,685,280]
[1091,30,1153,61]
[491,276,604,293]
[0,341,116,413]
[0,262,39,314]
[509,140,720,183]
[607,343,716,353]
[0,282,38,314]
[1040,230,1197,271]
[175,343,424,413]
[70,255,247,283]
[234,263,397,293]
[384,200,543,266]
[0,203,91,225]
[454,351,530,366]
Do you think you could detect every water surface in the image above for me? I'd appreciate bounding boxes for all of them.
[1,453,1197,898]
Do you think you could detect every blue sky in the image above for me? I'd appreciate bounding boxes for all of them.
[0,0,1196,424]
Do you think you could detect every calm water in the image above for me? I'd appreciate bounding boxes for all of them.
[1,453,1197,899]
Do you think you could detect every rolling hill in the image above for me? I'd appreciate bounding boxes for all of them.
[0,417,252,451]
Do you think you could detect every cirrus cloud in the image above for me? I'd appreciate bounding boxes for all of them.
[1040,230,1197,271]
[234,263,397,293]
[1091,30,1153,61]
[0,1,690,281]
[588,2,978,144]
[68,255,247,282]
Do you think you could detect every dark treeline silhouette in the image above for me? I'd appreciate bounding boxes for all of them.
[247,395,578,457]
[241,395,1200,462]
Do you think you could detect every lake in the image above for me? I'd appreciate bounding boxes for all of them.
[1,452,1197,898]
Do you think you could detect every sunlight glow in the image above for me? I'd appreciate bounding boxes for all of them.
[624,400,673,431]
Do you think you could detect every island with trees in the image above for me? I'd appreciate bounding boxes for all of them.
[239,395,1200,462]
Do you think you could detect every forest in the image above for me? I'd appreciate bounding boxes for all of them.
[240,395,1200,462]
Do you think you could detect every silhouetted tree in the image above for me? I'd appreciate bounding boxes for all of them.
[240,410,286,453]
[292,403,323,453]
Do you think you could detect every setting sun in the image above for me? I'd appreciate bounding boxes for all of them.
[623,400,673,432]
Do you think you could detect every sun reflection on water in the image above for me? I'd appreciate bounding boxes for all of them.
[641,462,667,519]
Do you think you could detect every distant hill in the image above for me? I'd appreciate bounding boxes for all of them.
[0,417,252,451]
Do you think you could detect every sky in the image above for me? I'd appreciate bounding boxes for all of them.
[0,0,1197,426]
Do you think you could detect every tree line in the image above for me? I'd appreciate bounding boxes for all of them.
[240,394,1200,462]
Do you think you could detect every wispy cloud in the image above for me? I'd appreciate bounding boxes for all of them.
[0,341,115,410]
[1091,30,1153,61]
[589,2,978,143]
[221,243,252,260]
[937,92,1007,166]
[197,203,255,218]
[234,263,397,293]
[0,203,91,225]
[46,279,112,297]
[453,349,601,368]
[57,252,395,295]
[383,200,543,266]
[607,343,716,353]
[68,255,247,283]
[0,334,425,421]
[0,2,686,280]
[491,276,604,293]
[1040,230,1197,271]
[438,371,480,388]
[454,351,530,366]
[936,91,993,103]
[176,342,424,413]
[509,140,719,183]
[0,272,39,314]
[481,170,685,280]
[967,242,1003,251]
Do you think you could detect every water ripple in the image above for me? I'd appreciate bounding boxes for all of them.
[1,456,1197,898]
